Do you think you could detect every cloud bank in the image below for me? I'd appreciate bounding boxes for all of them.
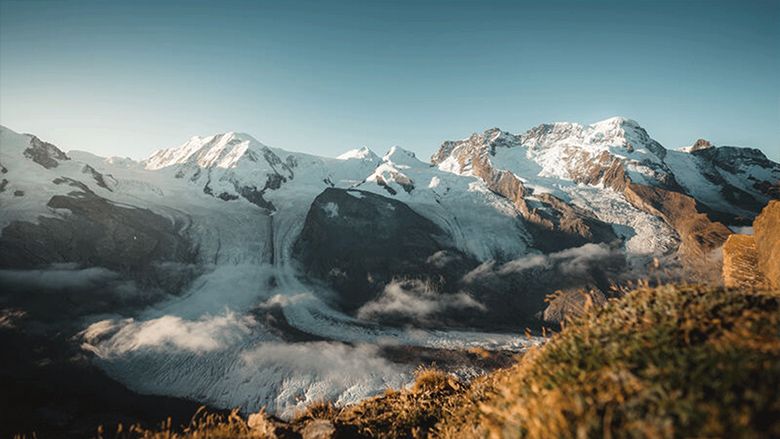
[82,311,256,356]
[465,243,619,284]
[357,279,485,325]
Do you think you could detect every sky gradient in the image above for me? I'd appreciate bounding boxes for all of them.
[1,0,778,161]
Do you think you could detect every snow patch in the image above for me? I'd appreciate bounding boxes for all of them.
[322,202,339,218]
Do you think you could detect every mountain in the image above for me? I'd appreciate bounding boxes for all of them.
[431,117,778,259]
[1,118,778,426]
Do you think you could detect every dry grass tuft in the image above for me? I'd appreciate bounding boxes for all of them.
[97,406,285,439]
[411,366,459,394]
[439,284,780,438]
[329,367,463,438]
[293,400,340,422]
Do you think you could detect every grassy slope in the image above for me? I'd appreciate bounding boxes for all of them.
[98,284,780,439]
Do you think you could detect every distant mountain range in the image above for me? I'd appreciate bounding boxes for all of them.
[1,117,778,420]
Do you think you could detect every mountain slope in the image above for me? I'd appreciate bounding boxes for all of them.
[430,117,779,263]
[1,118,778,426]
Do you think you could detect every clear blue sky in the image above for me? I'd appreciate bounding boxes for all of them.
[1,0,778,161]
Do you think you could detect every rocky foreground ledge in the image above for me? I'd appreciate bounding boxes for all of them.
[723,200,780,289]
[91,283,780,439]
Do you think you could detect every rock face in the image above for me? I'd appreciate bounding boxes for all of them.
[23,135,70,169]
[623,183,732,258]
[431,128,618,252]
[689,139,713,152]
[430,120,746,262]
[293,189,628,329]
[753,200,780,288]
[292,188,474,309]
[432,117,780,269]
[565,147,735,260]
[0,188,196,289]
[722,200,780,289]
[722,234,765,288]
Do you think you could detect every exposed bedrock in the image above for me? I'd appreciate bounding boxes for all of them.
[450,143,618,252]
[622,183,732,259]
[754,200,780,288]
[722,234,765,288]
[0,188,198,293]
[292,188,475,311]
[722,200,780,289]
[22,135,71,169]
[568,151,733,263]
[293,188,627,330]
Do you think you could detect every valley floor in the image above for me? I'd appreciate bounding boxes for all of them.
[81,283,780,439]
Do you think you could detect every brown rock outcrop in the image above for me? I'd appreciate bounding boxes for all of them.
[753,200,780,288]
[722,200,780,288]
[568,150,629,191]
[722,234,766,288]
[433,130,617,252]
[431,125,763,263]
[301,420,336,439]
[690,138,713,152]
[562,145,733,262]
[623,182,732,258]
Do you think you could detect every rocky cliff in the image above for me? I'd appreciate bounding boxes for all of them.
[723,200,780,288]
[753,200,780,288]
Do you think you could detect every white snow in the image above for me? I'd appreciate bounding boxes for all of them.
[729,226,753,235]
[337,146,380,163]
[663,150,767,218]
[436,121,674,254]
[563,185,678,256]
[322,202,339,218]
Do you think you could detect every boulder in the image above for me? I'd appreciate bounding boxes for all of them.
[301,420,336,439]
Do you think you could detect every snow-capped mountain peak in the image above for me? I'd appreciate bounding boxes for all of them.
[517,116,664,157]
[585,116,666,158]
[382,146,426,168]
[144,131,270,170]
[589,115,640,130]
[431,116,674,187]
[337,146,380,162]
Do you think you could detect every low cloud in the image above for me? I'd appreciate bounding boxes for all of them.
[357,279,485,324]
[82,311,255,356]
[425,250,461,269]
[450,243,629,327]
[0,265,125,291]
[464,243,621,284]
[0,265,151,317]
[240,341,402,385]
